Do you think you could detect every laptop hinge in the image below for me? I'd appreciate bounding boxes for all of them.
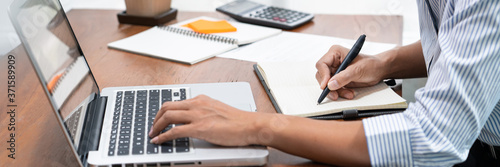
[89,95,107,151]
[78,94,107,166]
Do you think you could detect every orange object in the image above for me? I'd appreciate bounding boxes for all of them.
[47,72,64,93]
[184,19,237,34]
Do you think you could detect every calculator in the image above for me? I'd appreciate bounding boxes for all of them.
[216,0,314,30]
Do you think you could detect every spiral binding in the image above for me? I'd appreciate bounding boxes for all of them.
[158,26,238,45]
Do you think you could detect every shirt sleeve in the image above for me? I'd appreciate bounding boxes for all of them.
[362,1,500,166]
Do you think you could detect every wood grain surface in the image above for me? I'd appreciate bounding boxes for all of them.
[0,10,401,166]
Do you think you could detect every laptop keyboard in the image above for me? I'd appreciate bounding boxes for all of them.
[108,88,190,156]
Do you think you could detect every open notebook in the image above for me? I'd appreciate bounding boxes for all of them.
[108,17,281,65]
[254,61,407,119]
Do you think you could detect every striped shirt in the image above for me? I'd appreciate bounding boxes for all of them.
[362,0,500,166]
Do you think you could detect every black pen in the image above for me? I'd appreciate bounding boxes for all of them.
[317,34,366,105]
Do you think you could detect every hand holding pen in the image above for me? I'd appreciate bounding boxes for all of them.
[317,35,366,104]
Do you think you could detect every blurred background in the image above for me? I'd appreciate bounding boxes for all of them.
[0,0,424,102]
[1,0,419,56]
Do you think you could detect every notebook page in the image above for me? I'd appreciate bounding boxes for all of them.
[271,84,407,117]
[258,61,407,117]
[108,27,238,64]
[219,32,396,62]
[258,61,318,88]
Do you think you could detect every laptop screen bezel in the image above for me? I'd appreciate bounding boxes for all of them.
[8,0,103,165]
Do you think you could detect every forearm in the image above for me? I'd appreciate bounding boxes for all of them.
[253,114,370,166]
[378,40,427,79]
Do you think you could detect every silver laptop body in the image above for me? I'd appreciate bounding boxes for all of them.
[8,0,268,166]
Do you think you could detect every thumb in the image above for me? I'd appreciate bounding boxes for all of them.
[327,69,355,91]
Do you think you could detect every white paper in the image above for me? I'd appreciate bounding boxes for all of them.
[218,32,397,62]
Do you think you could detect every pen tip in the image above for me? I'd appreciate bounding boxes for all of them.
[317,103,320,105]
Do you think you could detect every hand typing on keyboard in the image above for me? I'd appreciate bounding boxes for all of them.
[148,95,264,146]
[148,94,369,166]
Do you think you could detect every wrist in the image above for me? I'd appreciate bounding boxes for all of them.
[249,113,289,146]
[375,47,398,79]
[375,41,426,79]
[248,112,272,145]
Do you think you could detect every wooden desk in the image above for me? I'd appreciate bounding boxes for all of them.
[0,10,402,166]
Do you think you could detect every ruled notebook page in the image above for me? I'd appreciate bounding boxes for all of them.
[257,61,407,117]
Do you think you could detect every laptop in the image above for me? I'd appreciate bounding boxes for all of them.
[8,0,268,166]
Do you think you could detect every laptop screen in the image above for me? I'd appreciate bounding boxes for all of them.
[9,0,99,149]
